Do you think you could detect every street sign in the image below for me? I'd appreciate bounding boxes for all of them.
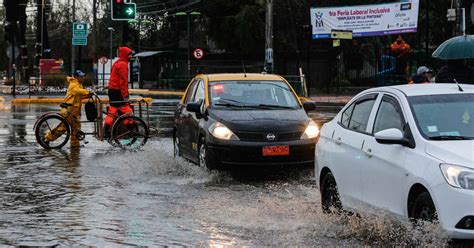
[73,23,88,37]
[265,48,273,63]
[447,8,456,22]
[193,48,204,60]
[331,29,353,40]
[72,22,88,46]
[72,37,87,46]
[99,56,108,64]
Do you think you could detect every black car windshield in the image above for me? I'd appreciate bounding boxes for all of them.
[409,94,474,140]
[209,81,300,109]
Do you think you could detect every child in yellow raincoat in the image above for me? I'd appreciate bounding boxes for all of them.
[44,70,91,147]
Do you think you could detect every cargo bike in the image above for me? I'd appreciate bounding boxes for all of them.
[34,93,151,149]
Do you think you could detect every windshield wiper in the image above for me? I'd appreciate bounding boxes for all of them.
[217,98,244,104]
[254,104,296,109]
[214,98,247,108]
[214,103,245,108]
[429,135,473,140]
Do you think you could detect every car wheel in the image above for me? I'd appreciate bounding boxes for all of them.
[198,138,216,170]
[321,172,342,214]
[411,192,437,222]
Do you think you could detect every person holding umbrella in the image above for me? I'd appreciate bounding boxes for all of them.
[435,59,474,84]
[432,35,474,84]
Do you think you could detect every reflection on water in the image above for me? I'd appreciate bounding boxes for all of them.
[0,102,453,246]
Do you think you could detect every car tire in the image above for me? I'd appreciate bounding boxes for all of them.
[198,137,216,170]
[411,192,437,222]
[321,172,343,214]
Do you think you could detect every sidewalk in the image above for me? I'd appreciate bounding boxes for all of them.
[310,95,352,105]
[2,85,352,105]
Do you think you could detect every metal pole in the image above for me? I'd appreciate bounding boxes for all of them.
[138,18,141,53]
[102,63,105,88]
[187,13,190,80]
[93,0,97,66]
[71,0,76,74]
[12,31,16,98]
[264,0,274,73]
[109,30,113,60]
[41,0,44,57]
[455,0,462,36]
[78,45,82,70]
[425,0,429,63]
[462,7,466,35]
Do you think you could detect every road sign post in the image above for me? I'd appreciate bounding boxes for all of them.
[330,29,353,40]
[72,22,88,46]
[72,37,88,46]
[193,48,204,60]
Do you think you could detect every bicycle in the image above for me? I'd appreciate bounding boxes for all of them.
[34,93,150,149]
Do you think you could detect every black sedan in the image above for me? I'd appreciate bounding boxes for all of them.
[173,73,318,170]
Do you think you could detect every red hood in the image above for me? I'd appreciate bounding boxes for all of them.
[118,46,133,61]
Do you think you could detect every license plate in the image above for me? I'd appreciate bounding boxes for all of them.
[262,145,289,156]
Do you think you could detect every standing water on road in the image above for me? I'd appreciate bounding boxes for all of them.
[0,100,448,246]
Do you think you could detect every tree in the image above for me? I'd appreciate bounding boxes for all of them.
[201,0,265,57]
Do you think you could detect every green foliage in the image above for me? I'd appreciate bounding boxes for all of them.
[201,0,265,56]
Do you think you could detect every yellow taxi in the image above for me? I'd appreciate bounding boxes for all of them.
[173,73,318,170]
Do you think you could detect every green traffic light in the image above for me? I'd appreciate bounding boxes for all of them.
[111,0,136,21]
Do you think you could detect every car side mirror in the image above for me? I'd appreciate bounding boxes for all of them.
[375,128,411,146]
[186,100,206,118]
[186,102,200,113]
[303,101,316,112]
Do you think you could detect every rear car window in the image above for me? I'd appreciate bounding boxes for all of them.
[349,99,376,132]
[340,94,377,133]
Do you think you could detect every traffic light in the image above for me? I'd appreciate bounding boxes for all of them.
[111,0,136,21]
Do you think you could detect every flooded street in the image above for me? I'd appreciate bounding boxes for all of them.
[0,98,449,246]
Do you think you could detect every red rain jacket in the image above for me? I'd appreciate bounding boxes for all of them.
[108,46,133,98]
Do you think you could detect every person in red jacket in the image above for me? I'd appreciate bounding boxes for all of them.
[104,46,134,138]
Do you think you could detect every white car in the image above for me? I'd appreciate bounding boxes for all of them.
[315,84,474,239]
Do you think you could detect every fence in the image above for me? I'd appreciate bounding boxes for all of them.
[327,39,429,94]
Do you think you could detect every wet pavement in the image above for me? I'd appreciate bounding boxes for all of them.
[0,97,451,246]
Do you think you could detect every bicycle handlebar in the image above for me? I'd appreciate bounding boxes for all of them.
[88,92,146,105]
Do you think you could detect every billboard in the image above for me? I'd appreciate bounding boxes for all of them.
[310,1,419,39]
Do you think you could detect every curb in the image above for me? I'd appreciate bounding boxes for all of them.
[129,89,184,96]
[11,97,154,104]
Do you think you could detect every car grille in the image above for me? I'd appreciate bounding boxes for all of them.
[234,131,303,141]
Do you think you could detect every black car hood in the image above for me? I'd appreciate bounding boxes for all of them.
[209,109,309,132]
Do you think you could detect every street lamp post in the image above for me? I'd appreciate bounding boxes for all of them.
[107,27,115,60]
[176,11,201,80]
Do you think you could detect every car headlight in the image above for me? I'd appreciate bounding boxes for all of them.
[301,120,320,139]
[440,164,474,190]
[208,122,239,140]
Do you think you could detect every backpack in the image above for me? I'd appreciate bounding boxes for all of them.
[85,100,97,121]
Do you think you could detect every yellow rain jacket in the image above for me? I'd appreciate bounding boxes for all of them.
[63,76,90,116]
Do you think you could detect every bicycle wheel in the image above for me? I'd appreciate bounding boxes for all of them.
[35,115,70,149]
[111,116,149,149]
